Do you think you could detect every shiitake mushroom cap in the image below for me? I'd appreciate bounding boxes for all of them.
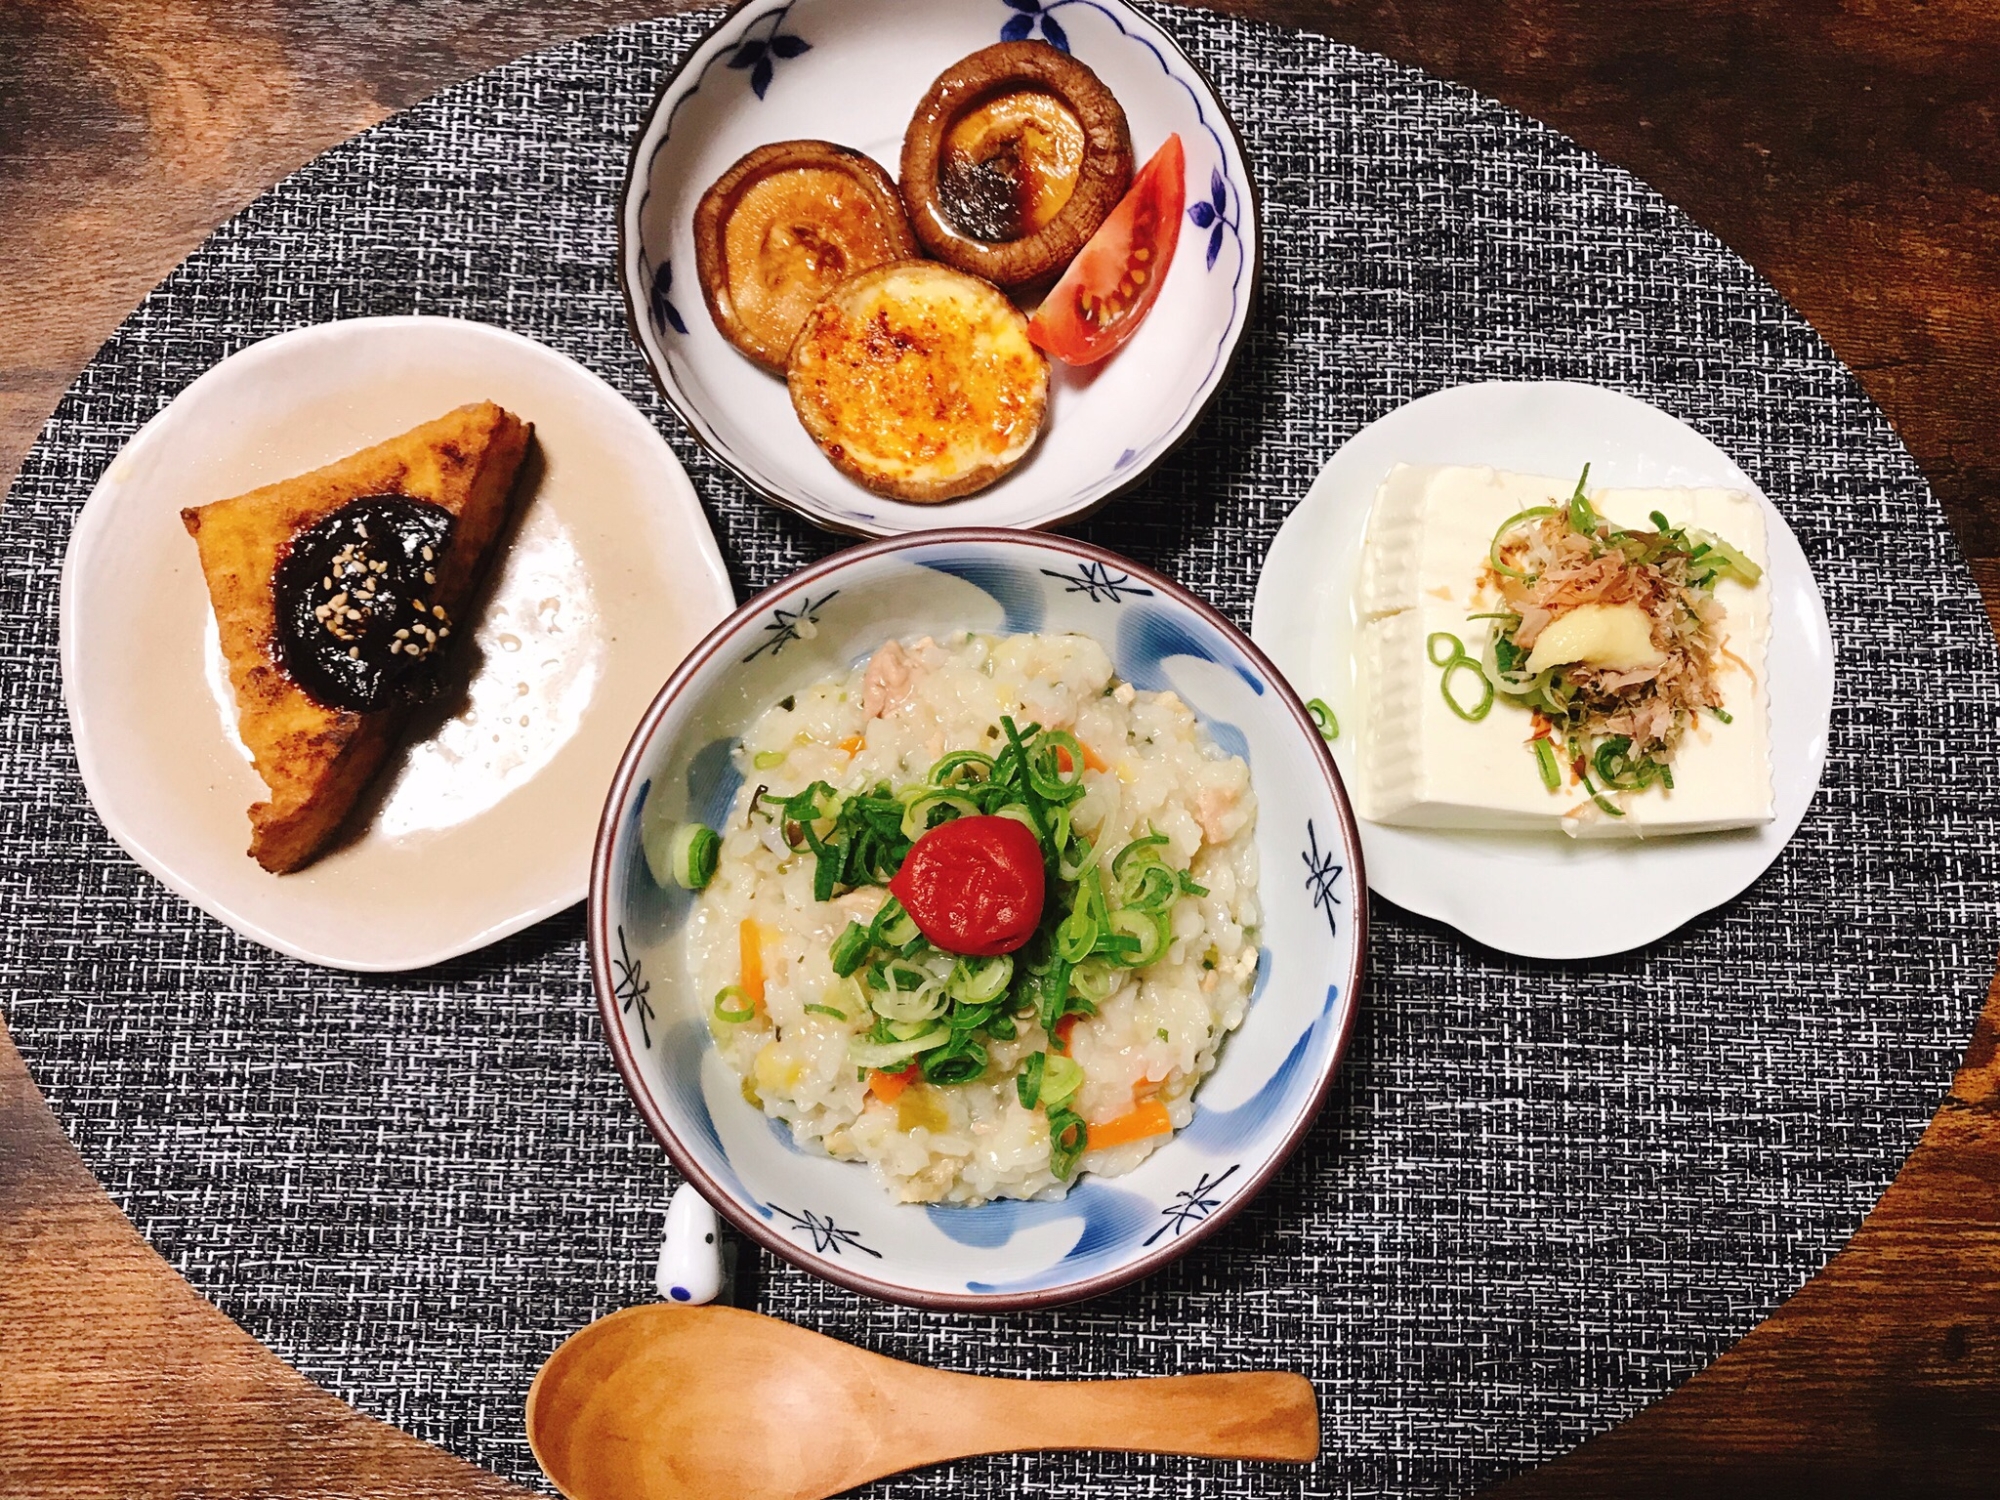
[786,260,1049,503]
[899,42,1133,290]
[694,139,919,373]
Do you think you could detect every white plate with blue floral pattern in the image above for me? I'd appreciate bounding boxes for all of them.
[590,531,1361,1308]
[619,0,1258,538]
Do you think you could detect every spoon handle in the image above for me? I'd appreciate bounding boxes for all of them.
[918,1369,1320,1463]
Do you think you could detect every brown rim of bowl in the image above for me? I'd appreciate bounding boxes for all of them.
[587,528,1367,1312]
[614,0,1264,541]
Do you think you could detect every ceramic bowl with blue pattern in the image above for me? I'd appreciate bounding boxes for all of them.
[589,532,1363,1309]
[619,0,1259,538]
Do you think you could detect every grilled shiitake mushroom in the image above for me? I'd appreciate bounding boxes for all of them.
[694,140,919,372]
[899,42,1132,290]
[787,261,1049,502]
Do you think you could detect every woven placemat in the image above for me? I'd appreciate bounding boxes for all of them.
[8,6,2000,1495]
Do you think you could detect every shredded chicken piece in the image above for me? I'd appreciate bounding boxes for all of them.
[833,887,888,923]
[861,640,917,718]
[1195,787,1240,846]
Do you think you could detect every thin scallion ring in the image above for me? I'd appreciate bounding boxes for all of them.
[1107,906,1169,967]
[664,823,720,890]
[1039,1052,1084,1109]
[1487,505,1558,579]
[712,986,756,1025]
[947,953,1014,1005]
[1016,1051,1046,1109]
[847,1029,949,1071]
[899,788,979,841]
[1427,632,1495,722]
[1532,736,1561,792]
[1055,906,1100,966]
[1306,697,1339,740]
[1047,1108,1089,1179]
[929,749,996,787]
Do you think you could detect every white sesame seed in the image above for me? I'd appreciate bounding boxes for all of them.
[433,605,447,619]
[348,646,360,658]
[420,546,433,562]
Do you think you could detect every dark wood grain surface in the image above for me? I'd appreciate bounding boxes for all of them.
[3,2,1998,1495]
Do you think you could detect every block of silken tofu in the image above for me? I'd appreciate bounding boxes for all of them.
[1353,464,1774,836]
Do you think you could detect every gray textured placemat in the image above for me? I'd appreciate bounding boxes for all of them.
[7,6,2000,1496]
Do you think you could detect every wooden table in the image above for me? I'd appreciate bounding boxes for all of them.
[3,2,1997,1494]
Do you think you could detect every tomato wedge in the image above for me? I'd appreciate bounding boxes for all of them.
[1027,133,1185,366]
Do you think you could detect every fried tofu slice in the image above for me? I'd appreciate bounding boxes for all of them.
[181,402,532,873]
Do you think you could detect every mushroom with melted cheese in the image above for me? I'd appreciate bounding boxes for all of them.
[786,261,1049,503]
[694,140,919,373]
[899,42,1132,290]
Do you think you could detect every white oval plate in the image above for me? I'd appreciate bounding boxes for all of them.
[621,0,1257,537]
[61,316,735,972]
[1251,381,1834,959]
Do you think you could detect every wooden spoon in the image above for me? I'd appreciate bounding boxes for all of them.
[526,1304,1318,1499]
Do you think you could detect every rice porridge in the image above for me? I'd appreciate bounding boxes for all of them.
[685,631,1259,1204]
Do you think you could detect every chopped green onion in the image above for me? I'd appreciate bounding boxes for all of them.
[921,1041,988,1086]
[1017,1051,1046,1109]
[948,953,1014,1005]
[1055,906,1100,965]
[1649,510,1672,532]
[752,749,787,770]
[848,1029,949,1071]
[1487,505,1559,579]
[1532,737,1560,791]
[867,958,947,1024]
[1306,697,1339,740]
[1112,832,1170,879]
[830,921,872,977]
[1070,958,1121,1004]
[929,750,996,787]
[1576,763,1626,818]
[803,1003,848,1020]
[1118,860,1180,913]
[1107,906,1170,967]
[1047,1108,1088,1179]
[1039,1053,1084,1108]
[1567,464,1597,536]
[872,900,918,949]
[1053,819,1096,882]
[1027,729,1088,801]
[658,822,720,890]
[1713,706,1735,724]
[899,788,979,840]
[713,986,755,1024]
[1428,632,1495,722]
